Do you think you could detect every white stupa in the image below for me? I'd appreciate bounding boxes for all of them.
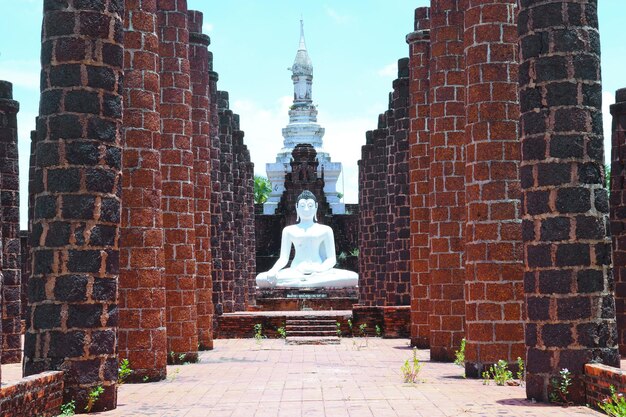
[263,20,344,215]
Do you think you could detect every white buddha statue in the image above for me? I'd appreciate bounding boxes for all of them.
[256,190,358,288]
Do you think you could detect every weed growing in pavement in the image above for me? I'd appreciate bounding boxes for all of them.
[84,385,104,413]
[401,348,423,384]
[277,326,287,339]
[60,400,76,416]
[454,338,466,377]
[599,385,626,417]
[549,368,572,405]
[336,322,342,337]
[375,324,382,337]
[482,360,513,386]
[516,357,525,386]
[118,358,132,386]
[254,323,265,346]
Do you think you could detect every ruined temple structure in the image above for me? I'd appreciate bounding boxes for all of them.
[1,0,626,414]
[360,0,621,404]
[0,0,255,412]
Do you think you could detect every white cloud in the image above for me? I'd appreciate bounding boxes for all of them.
[202,22,214,33]
[377,62,397,78]
[324,5,353,25]
[603,90,614,165]
[0,60,39,90]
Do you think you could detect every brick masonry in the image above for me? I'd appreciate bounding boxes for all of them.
[24,0,124,411]
[119,0,168,382]
[0,371,64,417]
[519,0,619,403]
[463,0,524,377]
[0,80,21,365]
[188,9,214,351]
[407,7,431,349]
[157,0,199,364]
[585,363,626,411]
[611,87,626,355]
[427,0,466,362]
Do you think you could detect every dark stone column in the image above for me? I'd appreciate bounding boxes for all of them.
[24,1,124,411]
[209,70,223,318]
[119,0,167,381]
[358,132,375,305]
[0,80,21,364]
[428,0,466,362]
[463,0,524,377]
[188,9,214,351]
[157,0,199,363]
[612,88,626,355]
[386,59,411,307]
[519,0,619,403]
[407,7,431,349]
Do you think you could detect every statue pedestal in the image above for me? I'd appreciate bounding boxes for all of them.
[255,287,358,311]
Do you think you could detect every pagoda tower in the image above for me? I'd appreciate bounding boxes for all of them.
[264,20,344,214]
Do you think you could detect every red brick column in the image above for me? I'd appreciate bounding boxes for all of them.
[188,9,213,351]
[119,0,167,382]
[24,1,124,410]
[244,148,256,306]
[519,0,619,403]
[407,7,431,348]
[386,59,411,307]
[428,0,466,362]
[612,88,626,355]
[462,0,524,377]
[358,131,375,305]
[157,0,198,363]
[209,69,223,316]
[217,92,236,312]
[0,80,21,364]
[232,126,248,310]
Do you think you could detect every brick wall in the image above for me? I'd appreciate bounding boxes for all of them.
[157,0,199,364]
[519,0,619,403]
[611,87,626,355]
[188,9,214,351]
[407,7,431,349]
[119,0,168,382]
[0,371,64,417]
[463,0,524,377]
[0,80,21,365]
[585,363,626,411]
[427,0,466,362]
[24,0,124,410]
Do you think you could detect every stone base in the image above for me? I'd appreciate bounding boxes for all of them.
[255,287,358,311]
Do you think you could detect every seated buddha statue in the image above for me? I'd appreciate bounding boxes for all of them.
[256,190,358,288]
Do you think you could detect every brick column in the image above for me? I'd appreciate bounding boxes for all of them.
[386,59,411,307]
[407,7,431,349]
[0,80,21,364]
[232,126,248,311]
[428,0,466,362]
[119,0,167,381]
[463,0,524,377]
[157,0,198,363]
[358,131,375,305]
[209,69,223,317]
[24,1,124,410]
[217,92,236,313]
[375,113,392,305]
[519,0,619,403]
[612,88,626,355]
[188,9,213,351]
[244,148,256,306]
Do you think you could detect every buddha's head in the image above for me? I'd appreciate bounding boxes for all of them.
[296,190,318,223]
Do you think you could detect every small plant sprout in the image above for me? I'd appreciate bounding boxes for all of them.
[347,318,353,334]
[599,385,626,417]
[118,358,132,386]
[277,326,287,339]
[516,357,525,386]
[254,323,265,345]
[336,322,342,337]
[375,324,382,337]
[142,375,149,383]
[60,400,76,416]
[549,368,572,404]
[481,360,513,386]
[454,338,465,368]
[401,347,422,383]
[84,385,104,413]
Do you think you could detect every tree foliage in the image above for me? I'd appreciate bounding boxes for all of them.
[254,175,271,204]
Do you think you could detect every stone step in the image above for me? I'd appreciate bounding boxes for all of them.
[285,336,341,345]
[286,330,337,337]
[286,319,337,326]
[285,324,336,331]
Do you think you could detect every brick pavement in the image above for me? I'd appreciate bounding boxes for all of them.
[67,338,604,416]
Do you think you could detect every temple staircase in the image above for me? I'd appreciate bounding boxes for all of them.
[285,317,340,345]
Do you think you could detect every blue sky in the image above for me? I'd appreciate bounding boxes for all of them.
[1,1,625,228]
